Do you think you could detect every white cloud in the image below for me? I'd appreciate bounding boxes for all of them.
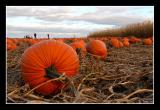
[6,6,154,38]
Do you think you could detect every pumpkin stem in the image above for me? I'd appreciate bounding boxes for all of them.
[76,48,81,54]
[45,65,60,79]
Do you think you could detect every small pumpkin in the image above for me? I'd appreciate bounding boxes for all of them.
[123,37,129,42]
[7,43,17,50]
[143,38,152,45]
[129,37,141,43]
[21,40,79,95]
[86,40,107,60]
[70,40,87,55]
[110,38,120,48]
[122,38,130,47]
[119,41,123,47]
[23,39,39,45]
[122,40,130,47]
[7,38,17,50]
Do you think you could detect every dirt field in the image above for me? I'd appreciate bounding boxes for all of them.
[7,42,153,103]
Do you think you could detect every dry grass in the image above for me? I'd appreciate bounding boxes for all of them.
[88,20,153,38]
[7,41,153,104]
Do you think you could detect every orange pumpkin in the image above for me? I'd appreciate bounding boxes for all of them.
[129,37,141,43]
[123,40,130,47]
[110,38,120,48]
[23,39,39,45]
[122,38,129,47]
[70,40,87,54]
[7,43,17,50]
[119,41,123,47]
[123,37,129,42]
[7,38,17,50]
[143,38,152,45]
[86,40,107,59]
[56,39,64,43]
[149,37,153,42]
[21,40,79,95]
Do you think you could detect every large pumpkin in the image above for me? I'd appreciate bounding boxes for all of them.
[86,40,107,59]
[21,40,79,95]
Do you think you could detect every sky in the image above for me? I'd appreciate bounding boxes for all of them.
[6,6,154,38]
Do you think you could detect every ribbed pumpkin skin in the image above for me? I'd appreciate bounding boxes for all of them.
[86,40,107,59]
[21,40,79,95]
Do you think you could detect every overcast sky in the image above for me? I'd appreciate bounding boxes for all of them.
[6,6,154,38]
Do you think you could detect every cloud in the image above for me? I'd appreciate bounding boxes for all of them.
[6,23,106,38]
[6,6,154,38]
[7,24,91,34]
[7,6,72,17]
[7,6,153,25]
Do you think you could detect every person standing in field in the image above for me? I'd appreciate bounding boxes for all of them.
[47,34,50,39]
[34,33,37,39]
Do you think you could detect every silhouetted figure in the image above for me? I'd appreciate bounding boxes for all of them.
[33,33,36,39]
[47,34,50,39]
[26,35,29,39]
[25,35,32,39]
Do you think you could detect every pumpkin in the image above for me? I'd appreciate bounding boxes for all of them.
[70,40,87,55]
[129,37,141,43]
[56,39,64,43]
[123,37,129,42]
[122,38,129,47]
[86,40,107,59]
[143,38,152,45]
[110,38,120,48]
[21,40,79,95]
[7,39,17,50]
[7,43,17,50]
[123,40,130,47]
[119,41,123,47]
[23,39,39,45]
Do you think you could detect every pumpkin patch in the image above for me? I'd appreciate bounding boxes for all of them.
[7,36,153,103]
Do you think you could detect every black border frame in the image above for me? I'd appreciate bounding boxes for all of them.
[0,0,159,108]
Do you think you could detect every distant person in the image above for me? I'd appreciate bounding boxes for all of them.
[26,35,29,39]
[34,33,37,39]
[47,34,50,39]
